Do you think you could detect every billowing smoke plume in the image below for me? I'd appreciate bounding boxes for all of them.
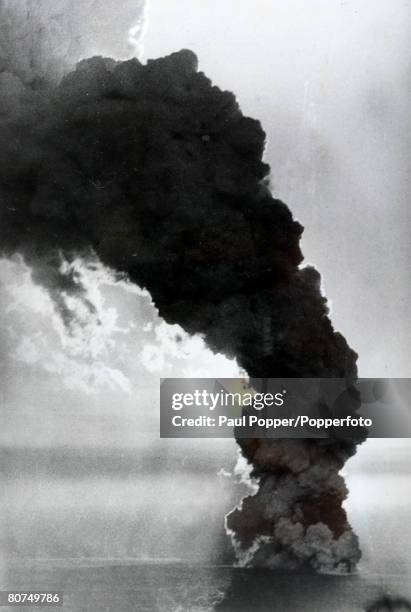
[1,7,364,572]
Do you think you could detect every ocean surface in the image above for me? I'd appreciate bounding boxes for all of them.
[2,559,411,612]
[2,445,411,611]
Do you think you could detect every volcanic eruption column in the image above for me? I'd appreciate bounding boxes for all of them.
[0,24,364,572]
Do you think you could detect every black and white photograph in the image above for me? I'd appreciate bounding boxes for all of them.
[0,1,410,610]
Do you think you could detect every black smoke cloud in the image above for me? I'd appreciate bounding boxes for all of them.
[1,49,363,571]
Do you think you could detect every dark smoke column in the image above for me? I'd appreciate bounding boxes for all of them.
[0,49,362,572]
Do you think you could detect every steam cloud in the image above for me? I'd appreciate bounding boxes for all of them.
[1,4,364,572]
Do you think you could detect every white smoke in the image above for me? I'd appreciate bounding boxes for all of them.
[128,0,150,59]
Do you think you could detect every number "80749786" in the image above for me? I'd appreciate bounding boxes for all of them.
[0,592,62,606]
